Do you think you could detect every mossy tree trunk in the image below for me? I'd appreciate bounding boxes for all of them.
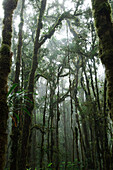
[0,0,18,169]
[91,0,113,117]
[91,0,113,168]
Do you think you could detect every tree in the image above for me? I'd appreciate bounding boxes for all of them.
[10,0,25,169]
[1,0,112,169]
[91,0,113,118]
[0,0,18,169]
[91,1,113,168]
[18,0,80,169]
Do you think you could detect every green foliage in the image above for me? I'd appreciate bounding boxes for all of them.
[7,83,18,97]
[47,163,52,167]
[58,160,82,169]
[7,84,32,118]
[22,107,31,117]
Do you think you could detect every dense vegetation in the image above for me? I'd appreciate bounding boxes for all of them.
[0,0,113,169]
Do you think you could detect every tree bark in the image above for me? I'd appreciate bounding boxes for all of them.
[40,83,48,169]
[91,0,113,120]
[0,0,18,169]
[18,1,47,169]
[10,1,25,169]
[56,71,60,170]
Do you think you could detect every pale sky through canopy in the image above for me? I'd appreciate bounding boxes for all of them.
[0,0,3,18]
[0,0,91,18]
[0,0,104,77]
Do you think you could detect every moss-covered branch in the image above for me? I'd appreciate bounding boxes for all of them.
[39,12,75,46]
[31,124,46,134]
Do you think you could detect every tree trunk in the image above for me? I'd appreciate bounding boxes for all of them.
[31,111,37,170]
[40,83,48,169]
[91,0,113,120]
[10,1,25,169]
[56,72,60,170]
[18,0,47,169]
[63,101,68,168]
[0,0,18,169]
[50,82,55,167]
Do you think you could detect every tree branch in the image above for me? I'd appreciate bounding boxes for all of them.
[39,11,75,47]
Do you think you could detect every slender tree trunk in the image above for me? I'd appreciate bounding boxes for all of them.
[40,83,48,169]
[63,101,68,168]
[50,83,54,166]
[0,0,18,169]
[47,117,50,163]
[88,61,96,99]
[76,114,85,168]
[10,1,25,169]
[75,126,80,166]
[18,1,47,169]
[56,73,60,170]
[103,79,111,169]
[31,111,37,170]
[93,57,101,111]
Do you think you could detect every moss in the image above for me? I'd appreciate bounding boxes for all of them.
[100,49,113,65]
[92,1,113,65]
[0,44,10,56]
[106,67,113,118]
[0,44,11,74]
[3,30,12,43]
[0,1,18,169]
[94,2,111,15]
[92,0,113,121]
[93,1,112,34]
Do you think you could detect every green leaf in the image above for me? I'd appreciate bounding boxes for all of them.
[16,89,27,95]
[22,108,31,117]
[14,113,19,121]
[34,92,38,95]
[62,162,65,164]
[24,96,33,104]
[7,83,18,97]
[24,99,33,104]
[48,163,52,167]
[67,162,71,164]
